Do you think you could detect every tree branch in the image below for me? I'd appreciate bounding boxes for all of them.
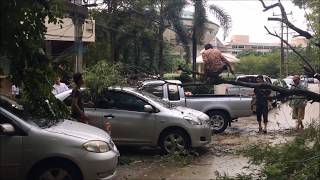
[259,0,320,48]
[177,66,320,102]
[264,26,316,76]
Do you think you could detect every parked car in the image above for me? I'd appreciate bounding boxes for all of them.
[140,80,253,133]
[56,87,211,154]
[283,76,308,89]
[306,77,320,84]
[272,79,289,89]
[0,95,119,180]
[226,75,273,96]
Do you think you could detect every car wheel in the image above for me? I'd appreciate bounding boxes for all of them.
[29,161,82,180]
[160,129,190,154]
[207,110,229,134]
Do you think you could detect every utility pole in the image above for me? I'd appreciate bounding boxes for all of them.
[65,0,89,73]
[286,24,289,76]
[72,0,86,73]
[268,7,292,79]
[280,17,284,79]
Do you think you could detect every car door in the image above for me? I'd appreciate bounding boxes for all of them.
[0,110,23,180]
[94,91,156,145]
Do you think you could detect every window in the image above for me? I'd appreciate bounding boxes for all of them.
[238,45,244,49]
[96,91,148,112]
[167,85,180,101]
[252,46,257,49]
[142,85,163,98]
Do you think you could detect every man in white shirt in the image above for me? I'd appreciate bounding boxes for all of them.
[52,76,69,95]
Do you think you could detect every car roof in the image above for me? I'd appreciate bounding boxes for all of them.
[236,75,269,78]
[142,79,182,86]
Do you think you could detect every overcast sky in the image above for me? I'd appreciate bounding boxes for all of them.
[205,0,309,43]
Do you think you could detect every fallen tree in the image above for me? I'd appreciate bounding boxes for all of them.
[176,66,320,103]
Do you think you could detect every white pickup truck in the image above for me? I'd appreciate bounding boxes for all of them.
[140,80,253,133]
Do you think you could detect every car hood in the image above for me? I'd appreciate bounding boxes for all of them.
[172,106,209,121]
[45,120,111,142]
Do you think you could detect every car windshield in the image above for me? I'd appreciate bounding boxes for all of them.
[0,95,62,128]
[134,89,171,108]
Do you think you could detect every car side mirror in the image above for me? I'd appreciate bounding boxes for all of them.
[144,105,154,113]
[0,123,15,135]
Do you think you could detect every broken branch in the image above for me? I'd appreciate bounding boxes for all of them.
[177,67,320,102]
[264,26,316,76]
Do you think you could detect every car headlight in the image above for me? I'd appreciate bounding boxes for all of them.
[183,116,201,125]
[83,140,110,153]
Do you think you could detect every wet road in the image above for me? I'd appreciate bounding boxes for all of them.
[115,84,319,180]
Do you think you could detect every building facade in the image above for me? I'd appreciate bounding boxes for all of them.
[224,35,281,55]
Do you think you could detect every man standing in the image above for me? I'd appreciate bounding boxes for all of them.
[254,75,271,133]
[52,76,69,95]
[71,73,91,124]
[289,75,307,130]
[202,44,234,81]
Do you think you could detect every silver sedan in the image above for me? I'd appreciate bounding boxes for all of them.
[0,95,119,180]
[56,87,211,154]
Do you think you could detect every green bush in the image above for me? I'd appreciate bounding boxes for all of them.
[243,123,320,180]
[84,61,125,96]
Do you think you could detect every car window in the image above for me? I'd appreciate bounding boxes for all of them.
[97,91,148,112]
[237,77,257,83]
[168,84,180,101]
[265,77,272,84]
[142,85,163,98]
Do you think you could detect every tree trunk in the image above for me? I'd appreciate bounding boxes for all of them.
[158,25,165,76]
[110,30,117,62]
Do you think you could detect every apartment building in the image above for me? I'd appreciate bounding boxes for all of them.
[224,35,281,55]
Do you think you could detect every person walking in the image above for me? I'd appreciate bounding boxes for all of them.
[254,75,271,133]
[71,73,92,124]
[289,75,307,130]
[201,43,235,81]
[52,76,69,95]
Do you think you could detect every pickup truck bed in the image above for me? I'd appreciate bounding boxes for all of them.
[140,80,253,133]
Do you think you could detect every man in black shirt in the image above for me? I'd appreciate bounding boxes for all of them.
[71,73,92,124]
[254,75,271,133]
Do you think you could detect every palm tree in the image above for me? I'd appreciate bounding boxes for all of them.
[147,0,190,76]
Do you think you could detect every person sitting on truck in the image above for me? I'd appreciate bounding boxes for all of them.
[254,75,271,134]
[202,44,235,82]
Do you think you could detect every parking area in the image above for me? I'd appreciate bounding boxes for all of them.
[115,84,319,180]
